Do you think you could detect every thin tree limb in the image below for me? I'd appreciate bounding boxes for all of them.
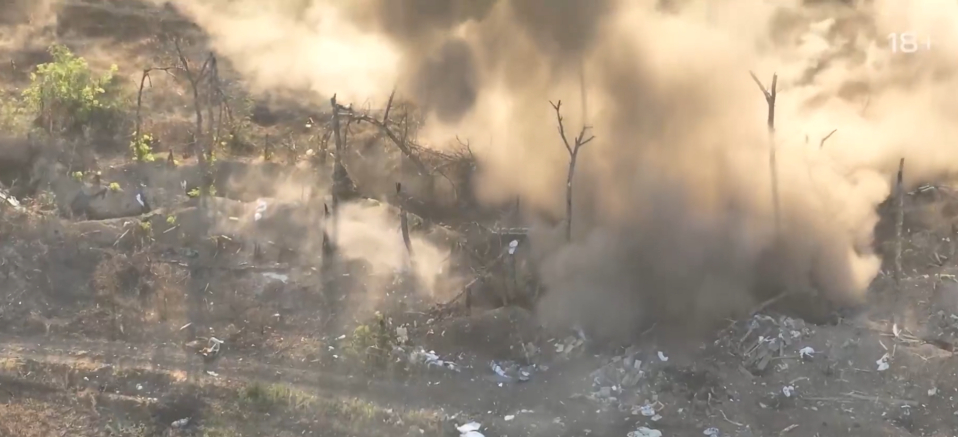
[819,129,837,149]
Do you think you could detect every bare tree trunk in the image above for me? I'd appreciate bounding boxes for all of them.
[174,42,212,203]
[397,182,413,257]
[565,151,578,242]
[549,100,595,242]
[329,95,344,247]
[894,158,905,290]
[750,72,781,235]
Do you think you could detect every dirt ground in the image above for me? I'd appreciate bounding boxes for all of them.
[2,1,958,437]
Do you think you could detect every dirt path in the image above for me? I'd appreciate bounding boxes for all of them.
[0,333,634,436]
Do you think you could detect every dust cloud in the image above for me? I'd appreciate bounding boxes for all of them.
[155,0,958,339]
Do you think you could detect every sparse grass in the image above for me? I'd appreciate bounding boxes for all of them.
[240,382,313,410]
[236,381,442,432]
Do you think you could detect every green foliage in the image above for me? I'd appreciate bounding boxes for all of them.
[108,182,121,191]
[129,133,155,162]
[22,43,126,135]
[71,171,84,181]
[346,312,398,370]
[187,185,216,198]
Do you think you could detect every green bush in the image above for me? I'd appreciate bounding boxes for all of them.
[22,43,127,136]
[129,132,155,162]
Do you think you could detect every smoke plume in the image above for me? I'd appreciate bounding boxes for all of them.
[155,0,958,338]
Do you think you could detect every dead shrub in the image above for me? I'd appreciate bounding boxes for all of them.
[91,251,155,338]
[144,262,187,325]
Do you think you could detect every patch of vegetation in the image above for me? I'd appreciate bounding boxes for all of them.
[104,420,148,437]
[21,43,128,137]
[346,311,400,370]
[0,96,28,133]
[240,382,313,411]
[187,185,217,198]
[130,132,155,161]
[236,381,441,431]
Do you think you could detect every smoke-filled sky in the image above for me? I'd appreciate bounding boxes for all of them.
[152,0,958,338]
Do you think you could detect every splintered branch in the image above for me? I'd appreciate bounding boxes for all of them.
[750,71,781,235]
[382,87,396,125]
[549,99,595,242]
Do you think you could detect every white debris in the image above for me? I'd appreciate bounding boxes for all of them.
[504,415,515,421]
[254,199,268,221]
[171,417,190,428]
[458,422,484,437]
[458,422,481,432]
[396,326,409,344]
[651,414,662,422]
[411,348,459,371]
[799,346,815,359]
[638,404,656,417]
[782,385,794,397]
[0,188,22,211]
[261,272,289,283]
[703,427,720,436]
[657,351,669,362]
[508,239,519,255]
[876,353,890,371]
[928,387,938,396]
[628,427,663,437]
[135,193,145,207]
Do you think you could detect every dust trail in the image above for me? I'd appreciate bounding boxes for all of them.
[156,0,958,338]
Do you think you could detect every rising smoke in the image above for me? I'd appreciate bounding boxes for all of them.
[154,0,958,339]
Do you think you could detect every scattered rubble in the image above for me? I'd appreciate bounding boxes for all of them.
[408,348,460,372]
[736,315,813,374]
[489,360,539,383]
